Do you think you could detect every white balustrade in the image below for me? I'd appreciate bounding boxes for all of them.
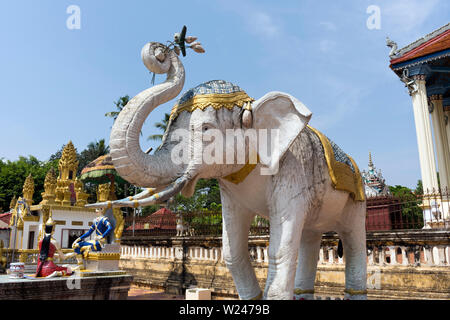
[119,244,450,267]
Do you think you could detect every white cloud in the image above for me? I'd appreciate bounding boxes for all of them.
[382,0,440,36]
[311,75,365,130]
[319,21,337,32]
[247,11,281,39]
[319,39,336,53]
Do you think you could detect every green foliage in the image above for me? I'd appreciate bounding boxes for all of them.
[0,139,110,212]
[169,178,222,212]
[147,113,171,141]
[389,184,423,228]
[78,139,110,173]
[105,95,130,121]
[166,179,222,234]
[415,180,423,195]
[0,156,58,212]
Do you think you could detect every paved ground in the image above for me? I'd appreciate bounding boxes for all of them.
[127,285,185,300]
[127,285,238,300]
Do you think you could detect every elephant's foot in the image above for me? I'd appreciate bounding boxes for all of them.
[249,291,263,300]
[344,289,367,300]
[293,288,314,300]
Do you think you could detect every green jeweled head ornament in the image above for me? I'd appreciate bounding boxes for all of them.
[169,80,254,121]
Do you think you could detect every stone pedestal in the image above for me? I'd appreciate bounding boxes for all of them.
[86,243,121,272]
[0,272,133,300]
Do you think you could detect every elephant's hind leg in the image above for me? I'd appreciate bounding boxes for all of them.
[294,230,322,300]
[338,200,367,300]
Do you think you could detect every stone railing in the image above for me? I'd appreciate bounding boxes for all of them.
[119,230,450,299]
[3,248,77,265]
[120,231,450,268]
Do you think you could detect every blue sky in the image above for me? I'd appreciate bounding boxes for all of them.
[0,0,449,189]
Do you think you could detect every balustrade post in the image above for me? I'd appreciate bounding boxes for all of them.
[445,246,450,265]
[319,247,324,264]
[437,246,445,265]
[389,247,397,265]
[432,246,440,265]
[256,246,262,263]
[328,248,334,264]
[368,249,374,266]
[401,247,408,266]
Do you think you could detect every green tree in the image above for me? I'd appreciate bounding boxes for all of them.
[105,95,130,122]
[389,185,423,229]
[78,139,110,174]
[147,113,170,141]
[415,180,423,195]
[169,178,221,213]
[0,156,58,212]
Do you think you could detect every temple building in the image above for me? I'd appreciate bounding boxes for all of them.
[8,141,96,250]
[388,23,450,227]
[361,152,390,197]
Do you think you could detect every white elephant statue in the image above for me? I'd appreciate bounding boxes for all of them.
[87,36,367,300]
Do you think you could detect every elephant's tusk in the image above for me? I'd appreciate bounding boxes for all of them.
[85,177,188,209]
[126,188,157,201]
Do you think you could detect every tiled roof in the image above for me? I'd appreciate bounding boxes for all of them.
[0,220,9,230]
[390,23,450,66]
[0,212,11,227]
[126,207,177,231]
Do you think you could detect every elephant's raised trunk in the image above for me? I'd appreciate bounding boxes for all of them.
[109,42,185,187]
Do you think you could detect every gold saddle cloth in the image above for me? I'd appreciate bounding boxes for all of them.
[308,126,365,202]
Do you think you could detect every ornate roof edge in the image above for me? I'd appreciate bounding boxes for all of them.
[391,48,450,71]
[390,23,450,61]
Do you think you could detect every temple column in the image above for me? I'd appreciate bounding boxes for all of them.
[410,75,439,193]
[445,106,450,152]
[429,95,450,192]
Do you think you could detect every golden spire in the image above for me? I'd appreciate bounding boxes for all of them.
[58,141,79,181]
[368,152,373,168]
[9,195,17,209]
[22,174,35,204]
[44,169,57,194]
[40,169,57,205]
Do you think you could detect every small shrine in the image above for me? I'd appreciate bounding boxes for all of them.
[8,141,108,252]
[361,152,391,197]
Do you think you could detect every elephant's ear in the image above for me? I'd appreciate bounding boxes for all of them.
[251,91,312,173]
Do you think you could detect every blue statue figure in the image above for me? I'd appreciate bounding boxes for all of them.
[72,208,113,269]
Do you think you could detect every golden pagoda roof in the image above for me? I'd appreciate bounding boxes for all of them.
[58,141,79,171]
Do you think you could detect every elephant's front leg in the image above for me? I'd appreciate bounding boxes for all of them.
[264,199,306,300]
[221,194,261,300]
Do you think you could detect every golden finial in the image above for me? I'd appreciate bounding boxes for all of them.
[40,169,57,205]
[58,141,79,180]
[44,169,57,194]
[45,216,55,227]
[97,183,111,203]
[22,174,35,204]
[9,195,17,209]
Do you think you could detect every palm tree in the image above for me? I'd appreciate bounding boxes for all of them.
[105,95,130,121]
[148,113,171,141]
[106,95,146,137]
[78,139,110,174]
